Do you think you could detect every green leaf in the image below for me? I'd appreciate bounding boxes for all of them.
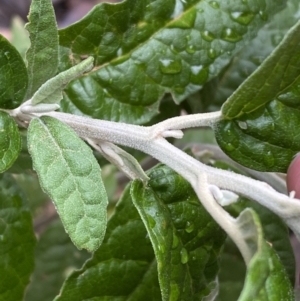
[195,0,300,113]
[216,238,246,301]
[238,241,294,300]
[7,130,32,174]
[0,173,36,301]
[25,220,90,301]
[131,164,226,301]
[0,35,28,109]
[55,184,161,301]
[214,20,300,172]
[221,19,300,118]
[58,0,286,123]
[27,116,108,252]
[226,198,296,285]
[0,112,21,173]
[10,16,30,59]
[31,57,94,105]
[25,0,59,99]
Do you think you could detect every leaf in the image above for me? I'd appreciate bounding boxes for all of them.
[0,174,36,301]
[131,164,226,301]
[10,16,30,59]
[27,116,108,252]
[0,35,28,109]
[226,197,296,285]
[31,57,94,105]
[55,184,161,301]
[195,0,300,113]
[238,233,294,300]
[221,19,300,118]
[25,220,90,301]
[0,112,21,173]
[216,238,246,301]
[25,0,59,99]
[214,20,300,172]
[58,0,286,123]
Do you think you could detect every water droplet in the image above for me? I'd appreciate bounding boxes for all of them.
[263,151,275,168]
[180,248,189,264]
[259,10,268,21]
[185,35,191,41]
[207,48,217,59]
[224,142,235,152]
[4,51,10,59]
[147,215,156,228]
[209,1,220,9]
[159,59,182,74]
[191,209,196,215]
[170,44,179,54]
[159,244,166,254]
[108,78,113,84]
[185,221,195,233]
[192,256,197,261]
[190,65,209,84]
[201,30,215,42]
[230,11,255,25]
[237,121,248,129]
[172,233,179,249]
[221,28,242,42]
[117,48,123,56]
[186,45,196,54]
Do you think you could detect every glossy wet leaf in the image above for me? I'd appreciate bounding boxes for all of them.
[54,184,161,301]
[226,197,296,285]
[196,0,300,113]
[25,220,90,301]
[58,0,285,124]
[25,0,59,98]
[238,240,294,300]
[0,111,21,173]
[216,238,246,301]
[27,116,108,252]
[131,164,226,301]
[0,174,36,301]
[214,20,300,172]
[0,35,28,109]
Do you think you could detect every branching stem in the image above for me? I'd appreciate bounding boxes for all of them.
[10,107,300,260]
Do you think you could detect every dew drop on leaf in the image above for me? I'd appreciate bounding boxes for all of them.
[209,1,220,9]
[190,65,209,84]
[185,221,195,233]
[180,248,189,264]
[259,10,268,21]
[230,11,255,25]
[221,28,242,42]
[263,150,275,168]
[208,48,217,59]
[224,142,235,152]
[200,30,215,42]
[159,59,182,74]
[186,45,196,54]
[147,215,156,228]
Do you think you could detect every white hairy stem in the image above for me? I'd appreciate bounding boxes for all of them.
[11,109,300,250]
